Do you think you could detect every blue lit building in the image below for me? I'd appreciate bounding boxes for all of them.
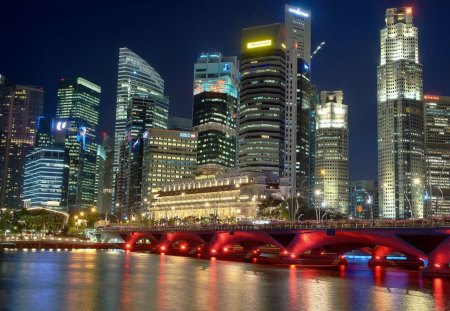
[23,147,69,210]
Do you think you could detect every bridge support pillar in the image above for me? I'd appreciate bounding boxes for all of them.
[424,237,450,277]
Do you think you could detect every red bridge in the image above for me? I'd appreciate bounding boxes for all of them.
[100,220,450,277]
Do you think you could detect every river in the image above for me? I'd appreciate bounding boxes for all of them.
[0,250,449,311]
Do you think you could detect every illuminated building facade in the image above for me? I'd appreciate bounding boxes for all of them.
[349,180,378,219]
[141,128,197,211]
[377,8,425,219]
[114,48,169,216]
[96,134,114,214]
[23,147,69,210]
[315,91,348,214]
[239,24,286,179]
[424,95,450,216]
[152,173,288,221]
[193,52,238,175]
[284,5,312,201]
[23,117,68,210]
[0,74,44,209]
[57,77,101,211]
[114,48,168,194]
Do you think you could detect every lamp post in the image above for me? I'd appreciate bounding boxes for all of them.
[366,195,374,224]
[314,189,322,221]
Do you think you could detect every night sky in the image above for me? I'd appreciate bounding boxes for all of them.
[2,0,450,181]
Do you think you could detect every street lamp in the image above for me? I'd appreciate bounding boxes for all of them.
[367,195,374,224]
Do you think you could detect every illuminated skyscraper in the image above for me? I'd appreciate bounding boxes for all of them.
[377,8,425,219]
[57,77,101,211]
[239,24,286,179]
[0,74,44,208]
[284,5,312,200]
[193,52,238,175]
[141,128,197,211]
[315,91,348,215]
[114,48,169,215]
[424,95,450,216]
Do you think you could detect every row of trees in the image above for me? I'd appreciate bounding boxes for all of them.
[0,209,67,236]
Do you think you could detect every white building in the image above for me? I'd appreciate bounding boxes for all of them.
[151,173,289,221]
[315,91,349,215]
[377,8,425,219]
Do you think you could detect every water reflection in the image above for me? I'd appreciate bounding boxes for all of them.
[0,250,449,311]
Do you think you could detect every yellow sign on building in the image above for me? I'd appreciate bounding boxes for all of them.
[247,39,272,49]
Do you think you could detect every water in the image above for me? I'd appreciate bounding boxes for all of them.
[0,250,449,311]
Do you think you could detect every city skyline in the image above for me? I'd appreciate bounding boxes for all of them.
[1,1,450,183]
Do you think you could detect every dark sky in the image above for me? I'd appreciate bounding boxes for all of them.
[2,0,450,181]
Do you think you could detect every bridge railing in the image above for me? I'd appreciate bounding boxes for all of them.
[100,218,450,233]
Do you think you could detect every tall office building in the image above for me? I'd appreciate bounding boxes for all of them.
[23,147,69,211]
[141,128,197,211]
[315,91,348,214]
[94,144,106,210]
[193,52,238,175]
[0,74,44,209]
[114,48,169,216]
[309,86,319,208]
[349,180,379,219]
[23,117,69,210]
[239,24,286,179]
[377,8,425,219]
[97,134,114,214]
[284,5,312,200]
[424,95,450,216]
[56,77,101,211]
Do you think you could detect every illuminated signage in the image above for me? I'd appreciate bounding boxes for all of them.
[288,7,309,17]
[56,121,67,131]
[247,40,272,49]
[223,63,230,72]
[179,133,196,139]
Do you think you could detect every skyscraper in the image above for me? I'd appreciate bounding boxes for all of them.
[23,117,69,211]
[97,134,114,214]
[239,24,286,179]
[284,5,312,200]
[114,48,169,216]
[315,91,348,214]
[193,52,238,175]
[94,144,106,211]
[0,74,44,209]
[377,8,425,219]
[141,128,197,211]
[56,77,101,211]
[424,95,450,216]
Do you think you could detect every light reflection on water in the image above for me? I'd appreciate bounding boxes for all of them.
[0,250,449,311]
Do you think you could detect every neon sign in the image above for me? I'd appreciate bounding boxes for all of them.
[247,40,272,49]
[56,121,67,131]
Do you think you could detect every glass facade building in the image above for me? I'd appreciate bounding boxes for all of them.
[23,147,68,210]
[193,52,238,175]
[377,8,425,219]
[0,74,44,209]
[284,5,312,201]
[239,24,286,179]
[349,180,379,219]
[424,95,450,217]
[114,48,169,217]
[56,77,101,211]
